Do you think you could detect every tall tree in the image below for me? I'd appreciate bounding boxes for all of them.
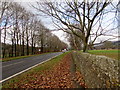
[2,13,9,58]
[0,1,10,59]
[33,0,118,52]
[68,33,82,50]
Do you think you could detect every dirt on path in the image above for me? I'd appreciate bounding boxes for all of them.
[11,53,87,88]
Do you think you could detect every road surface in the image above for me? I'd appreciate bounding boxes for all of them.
[1,52,62,82]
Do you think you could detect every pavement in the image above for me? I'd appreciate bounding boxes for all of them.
[1,52,62,82]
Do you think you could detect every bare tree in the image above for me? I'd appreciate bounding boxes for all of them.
[20,10,28,56]
[0,1,10,58]
[8,2,23,56]
[33,0,118,52]
[29,16,40,54]
[25,15,30,55]
[117,1,120,33]
[44,33,67,52]
[103,41,113,49]
[1,1,69,58]
[1,2,31,57]
[36,24,67,53]
[2,12,9,58]
[68,33,82,50]
[0,1,9,23]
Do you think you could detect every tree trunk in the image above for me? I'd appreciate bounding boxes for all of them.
[83,39,88,52]
[3,30,6,58]
[2,44,6,58]
[83,43,88,52]
[22,39,24,56]
[13,30,17,57]
[15,40,17,57]
[16,32,19,56]
[9,52,11,57]
[33,43,36,54]
[26,36,29,55]
[41,37,44,53]
[3,19,8,58]
[31,38,34,55]
[41,46,43,53]
[19,35,22,56]
[21,22,24,56]
[11,38,14,57]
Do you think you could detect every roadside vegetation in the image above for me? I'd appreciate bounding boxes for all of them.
[88,50,119,60]
[2,52,69,88]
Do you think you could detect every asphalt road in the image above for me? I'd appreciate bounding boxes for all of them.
[1,52,62,81]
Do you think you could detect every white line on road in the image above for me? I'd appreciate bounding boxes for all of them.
[0,53,62,83]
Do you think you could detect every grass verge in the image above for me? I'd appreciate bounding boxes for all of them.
[2,52,70,88]
[88,49,119,60]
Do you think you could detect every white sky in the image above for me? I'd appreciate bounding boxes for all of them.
[4,0,119,2]
[19,1,70,44]
[1,0,119,45]
[20,1,119,42]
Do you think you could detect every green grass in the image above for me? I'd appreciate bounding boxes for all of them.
[2,52,69,88]
[1,52,53,62]
[88,49,119,60]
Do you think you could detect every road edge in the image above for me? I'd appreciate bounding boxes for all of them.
[0,53,63,83]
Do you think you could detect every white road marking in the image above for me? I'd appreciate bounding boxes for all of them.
[0,53,62,83]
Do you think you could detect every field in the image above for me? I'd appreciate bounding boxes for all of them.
[88,49,119,60]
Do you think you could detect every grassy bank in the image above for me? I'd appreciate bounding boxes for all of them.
[2,52,69,88]
[88,50,119,60]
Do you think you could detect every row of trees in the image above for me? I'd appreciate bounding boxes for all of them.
[67,33,82,50]
[34,0,119,52]
[94,41,119,50]
[0,2,67,58]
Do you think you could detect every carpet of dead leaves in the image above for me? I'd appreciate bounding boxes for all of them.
[10,53,87,88]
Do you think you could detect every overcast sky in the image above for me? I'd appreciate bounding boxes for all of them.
[20,0,119,43]
[2,0,119,45]
[19,1,70,45]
